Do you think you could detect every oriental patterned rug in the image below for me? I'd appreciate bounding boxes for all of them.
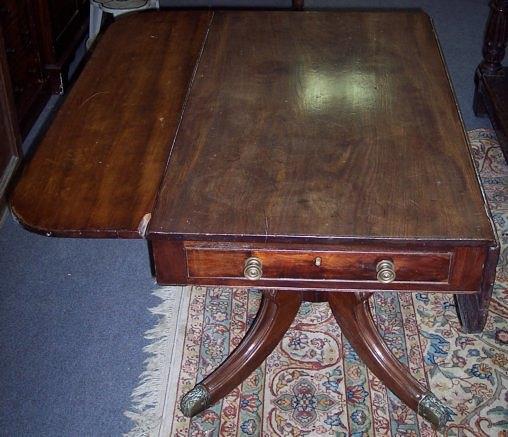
[126,129,508,437]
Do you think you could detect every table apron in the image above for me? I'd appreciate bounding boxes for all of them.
[150,240,488,294]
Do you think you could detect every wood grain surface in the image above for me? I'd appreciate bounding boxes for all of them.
[327,292,430,416]
[151,239,487,293]
[185,248,452,282]
[194,290,303,415]
[10,11,212,237]
[149,11,495,244]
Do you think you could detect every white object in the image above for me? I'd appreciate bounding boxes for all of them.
[87,0,160,49]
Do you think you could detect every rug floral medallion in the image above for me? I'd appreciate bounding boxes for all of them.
[126,129,508,437]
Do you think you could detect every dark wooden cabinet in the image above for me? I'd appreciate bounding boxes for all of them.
[35,0,89,93]
[0,0,88,137]
[473,0,508,163]
[1,0,48,136]
[0,29,21,213]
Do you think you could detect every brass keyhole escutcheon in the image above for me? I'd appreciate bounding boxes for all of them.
[314,256,322,267]
[244,257,263,280]
[376,260,396,283]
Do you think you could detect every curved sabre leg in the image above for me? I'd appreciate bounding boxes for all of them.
[328,292,449,430]
[180,289,302,417]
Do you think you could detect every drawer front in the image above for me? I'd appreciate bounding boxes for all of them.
[151,240,487,292]
[186,247,452,284]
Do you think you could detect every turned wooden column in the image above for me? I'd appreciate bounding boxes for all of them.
[292,0,304,10]
[474,0,508,114]
[473,0,508,161]
[479,0,508,75]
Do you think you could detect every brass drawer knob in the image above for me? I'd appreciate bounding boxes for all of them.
[376,260,396,283]
[244,257,263,280]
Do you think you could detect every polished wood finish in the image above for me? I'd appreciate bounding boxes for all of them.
[474,0,508,162]
[10,11,212,238]
[0,27,21,211]
[153,240,488,293]
[146,12,497,424]
[455,244,500,333]
[183,288,447,424]
[328,292,428,413]
[196,290,302,411]
[186,247,452,283]
[8,9,498,427]
[149,11,494,244]
[148,11,497,332]
[149,10,497,328]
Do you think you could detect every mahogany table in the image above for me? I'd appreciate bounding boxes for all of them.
[10,10,498,430]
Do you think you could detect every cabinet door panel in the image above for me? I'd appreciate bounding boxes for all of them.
[0,28,21,202]
[48,0,79,40]
[46,0,89,59]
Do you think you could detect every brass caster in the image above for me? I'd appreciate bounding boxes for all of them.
[418,392,449,430]
[180,384,211,417]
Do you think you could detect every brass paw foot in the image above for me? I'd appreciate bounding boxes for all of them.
[418,392,449,430]
[180,384,211,417]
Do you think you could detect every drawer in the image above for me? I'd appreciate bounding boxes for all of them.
[185,246,452,284]
[151,240,487,292]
